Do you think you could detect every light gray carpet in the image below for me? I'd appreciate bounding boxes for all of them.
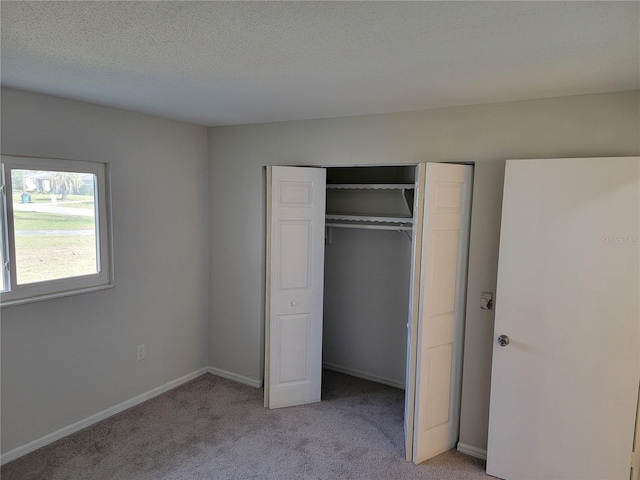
[2,371,493,479]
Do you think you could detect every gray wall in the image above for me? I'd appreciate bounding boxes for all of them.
[1,88,210,453]
[208,91,640,452]
[323,227,412,387]
[2,89,637,456]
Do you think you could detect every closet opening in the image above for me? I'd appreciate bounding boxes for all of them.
[322,165,417,390]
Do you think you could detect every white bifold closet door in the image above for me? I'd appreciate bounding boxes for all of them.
[264,166,326,409]
[409,163,473,464]
[265,163,472,465]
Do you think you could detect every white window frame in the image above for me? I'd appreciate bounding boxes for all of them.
[1,154,113,307]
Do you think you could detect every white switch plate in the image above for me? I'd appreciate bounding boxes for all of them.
[481,292,493,310]
[136,344,146,361]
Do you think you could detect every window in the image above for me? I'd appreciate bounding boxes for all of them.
[1,155,113,306]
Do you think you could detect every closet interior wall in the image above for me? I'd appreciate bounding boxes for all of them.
[322,166,416,389]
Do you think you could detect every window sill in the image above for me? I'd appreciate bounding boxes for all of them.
[1,283,114,308]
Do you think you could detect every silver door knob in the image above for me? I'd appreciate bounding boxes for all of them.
[290,301,297,307]
[497,335,510,347]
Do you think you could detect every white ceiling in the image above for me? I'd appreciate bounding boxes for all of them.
[1,1,638,127]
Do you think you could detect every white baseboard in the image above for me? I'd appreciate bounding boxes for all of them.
[323,362,405,390]
[457,442,487,460]
[0,367,209,466]
[207,366,263,388]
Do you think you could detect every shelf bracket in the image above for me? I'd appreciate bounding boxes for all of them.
[325,226,332,245]
[402,188,414,216]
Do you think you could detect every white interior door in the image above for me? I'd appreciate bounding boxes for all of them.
[412,163,473,464]
[487,157,640,480]
[265,166,326,409]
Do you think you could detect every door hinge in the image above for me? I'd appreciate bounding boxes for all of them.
[0,184,5,196]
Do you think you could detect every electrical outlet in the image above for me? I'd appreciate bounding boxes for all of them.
[481,292,493,310]
[136,344,146,361]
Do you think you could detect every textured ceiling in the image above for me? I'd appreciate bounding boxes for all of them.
[1,1,638,126]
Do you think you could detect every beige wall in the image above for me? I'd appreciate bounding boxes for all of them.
[207,91,640,452]
[1,88,210,453]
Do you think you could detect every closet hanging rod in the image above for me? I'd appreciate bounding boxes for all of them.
[326,183,415,190]
[325,222,412,232]
[326,214,413,224]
